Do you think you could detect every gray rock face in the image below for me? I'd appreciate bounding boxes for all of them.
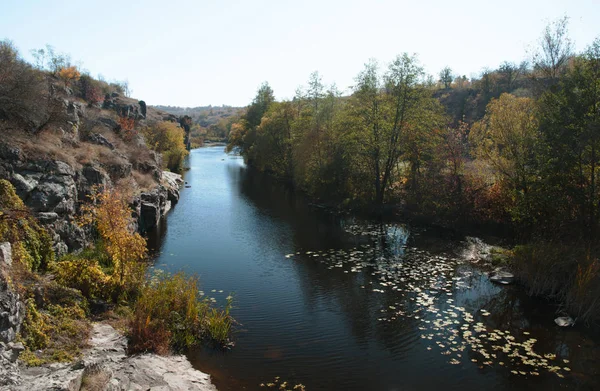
[0,243,12,267]
[10,323,216,391]
[162,171,183,204]
[0,269,24,344]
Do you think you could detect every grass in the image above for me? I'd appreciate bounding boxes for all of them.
[512,242,600,325]
[128,271,234,354]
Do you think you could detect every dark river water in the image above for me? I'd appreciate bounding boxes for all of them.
[150,146,600,391]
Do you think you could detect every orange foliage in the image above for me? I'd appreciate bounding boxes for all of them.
[118,116,137,141]
[58,66,80,87]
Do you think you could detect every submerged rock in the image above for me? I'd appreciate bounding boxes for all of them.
[489,268,514,285]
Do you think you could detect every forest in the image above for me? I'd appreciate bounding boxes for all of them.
[227,18,600,323]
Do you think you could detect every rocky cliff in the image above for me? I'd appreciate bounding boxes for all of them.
[0,83,184,256]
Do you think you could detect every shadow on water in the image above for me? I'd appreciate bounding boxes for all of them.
[151,147,600,391]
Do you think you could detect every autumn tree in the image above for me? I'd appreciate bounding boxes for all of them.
[349,54,442,204]
[80,188,147,298]
[471,93,540,224]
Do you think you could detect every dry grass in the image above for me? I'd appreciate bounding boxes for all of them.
[80,366,111,391]
[131,170,156,191]
[513,242,600,325]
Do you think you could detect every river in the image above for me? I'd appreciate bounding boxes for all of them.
[149,146,600,391]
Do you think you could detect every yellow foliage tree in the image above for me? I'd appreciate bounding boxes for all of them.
[142,121,188,172]
[80,188,147,299]
[58,66,80,87]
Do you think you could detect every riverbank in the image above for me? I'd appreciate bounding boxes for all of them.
[5,323,216,390]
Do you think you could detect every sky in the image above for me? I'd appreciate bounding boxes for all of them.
[1,0,598,107]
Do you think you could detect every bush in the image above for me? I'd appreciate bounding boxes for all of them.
[0,180,55,271]
[20,298,91,366]
[129,271,233,354]
[0,40,48,130]
[142,121,188,173]
[52,258,111,300]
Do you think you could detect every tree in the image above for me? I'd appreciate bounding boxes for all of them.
[537,37,600,238]
[497,61,521,92]
[349,54,437,204]
[80,189,147,299]
[532,16,573,83]
[471,93,540,223]
[439,66,453,89]
[142,121,189,172]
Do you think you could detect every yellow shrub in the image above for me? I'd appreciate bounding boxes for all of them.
[52,258,110,300]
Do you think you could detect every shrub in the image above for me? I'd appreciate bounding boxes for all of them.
[20,298,91,366]
[52,258,111,300]
[129,272,233,354]
[58,66,80,87]
[0,40,48,130]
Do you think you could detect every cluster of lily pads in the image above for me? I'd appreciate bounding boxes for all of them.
[259,376,306,390]
[284,222,572,379]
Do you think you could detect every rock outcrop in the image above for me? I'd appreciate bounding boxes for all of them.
[5,323,216,391]
[0,243,25,387]
[0,144,182,254]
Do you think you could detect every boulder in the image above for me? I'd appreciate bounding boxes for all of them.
[36,212,59,224]
[139,201,160,232]
[0,273,24,344]
[97,117,119,131]
[15,323,217,390]
[86,133,114,150]
[29,181,71,212]
[10,173,37,199]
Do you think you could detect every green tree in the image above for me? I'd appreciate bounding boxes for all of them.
[439,66,453,89]
[349,54,439,204]
[537,38,600,238]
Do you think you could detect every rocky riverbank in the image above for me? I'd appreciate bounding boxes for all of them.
[3,322,216,391]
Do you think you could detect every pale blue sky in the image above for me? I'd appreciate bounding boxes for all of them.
[1,0,598,107]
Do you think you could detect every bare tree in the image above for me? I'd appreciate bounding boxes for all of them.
[532,16,573,83]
